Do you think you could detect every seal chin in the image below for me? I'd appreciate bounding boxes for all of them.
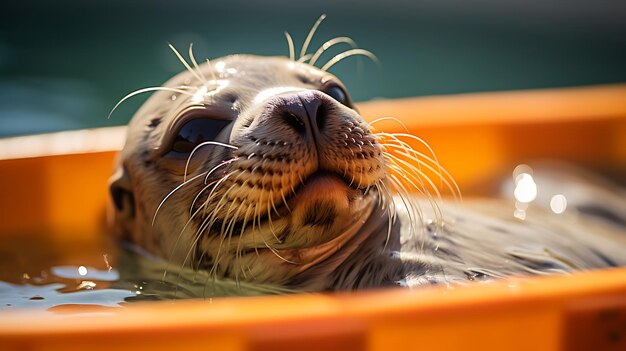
[289,171,368,230]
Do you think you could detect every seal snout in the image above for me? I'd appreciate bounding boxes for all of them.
[274,90,329,153]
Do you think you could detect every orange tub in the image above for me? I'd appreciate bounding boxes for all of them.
[0,84,625,351]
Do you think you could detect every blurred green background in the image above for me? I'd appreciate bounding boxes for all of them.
[1,0,625,137]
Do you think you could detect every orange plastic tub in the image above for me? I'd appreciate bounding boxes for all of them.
[1,84,625,351]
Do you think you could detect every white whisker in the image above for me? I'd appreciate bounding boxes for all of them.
[152,172,207,226]
[309,36,357,66]
[188,43,207,82]
[321,48,379,71]
[284,31,295,61]
[299,14,327,59]
[367,116,410,133]
[108,86,193,119]
[168,43,204,83]
[184,142,238,182]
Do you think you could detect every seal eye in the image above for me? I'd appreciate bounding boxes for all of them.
[168,118,230,156]
[324,85,349,106]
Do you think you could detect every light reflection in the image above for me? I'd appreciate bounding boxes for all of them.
[77,266,88,276]
[512,164,533,179]
[514,173,537,203]
[253,86,306,104]
[512,164,536,220]
[77,281,96,290]
[191,85,208,104]
[214,61,225,72]
[550,194,568,214]
[191,80,230,104]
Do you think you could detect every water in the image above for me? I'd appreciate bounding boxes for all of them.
[0,233,295,313]
[1,163,624,312]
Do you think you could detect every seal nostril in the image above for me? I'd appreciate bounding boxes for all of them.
[280,111,306,135]
[316,103,328,131]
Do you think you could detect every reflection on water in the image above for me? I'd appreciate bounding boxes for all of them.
[0,237,295,313]
[550,194,567,214]
[0,282,135,312]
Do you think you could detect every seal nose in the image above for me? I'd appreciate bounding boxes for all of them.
[277,91,327,140]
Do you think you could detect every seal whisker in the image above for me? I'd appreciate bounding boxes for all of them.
[185,144,238,182]
[284,31,295,62]
[367,116,410,132]
[245,203,261,257]
[188,43,207,82]
[376,132,461,202]
[226,201,247,281]
[263,240,298,265]
[297,54,313,63]
[203,59,217,82]
[378,180,397,221]
[269,189,282,217]
[386,146,460,201]
[280,188,292,213]
[152,171,207,227]
[201,172,235,215]
[175,226,207,289]
[320,48,379,72]
[168,43,204,83]
[202,221,226,278]
[383,151,442,201]
[309,36,357,67]
[378,132,439,164]
[189,179,220,217]
[108,86,193,119]
[388,173,424,245]
[162,186,221,281]
[180,187,236,273]
[384,157,444,223]
[223,200,242,243]
[299,14,327,60]
[237,209,257,282]
[384,133,443,190]
[375,181,387,211]
[266,194,282,244]
[198,190,240,281]
[375,180,398,251]
[380,131,461,199]
[203,157,238,184]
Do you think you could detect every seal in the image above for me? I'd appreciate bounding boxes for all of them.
[109,29,626,292]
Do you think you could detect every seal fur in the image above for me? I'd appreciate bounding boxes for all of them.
[109,35,626,293]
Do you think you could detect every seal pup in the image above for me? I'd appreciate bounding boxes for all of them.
[108,23,626,293]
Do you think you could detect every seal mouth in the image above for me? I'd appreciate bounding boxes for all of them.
[205,169,372,238]
[301,170,367,191]
[283,170,369,214]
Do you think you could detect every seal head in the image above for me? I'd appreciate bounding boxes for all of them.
[109,55,388,289]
